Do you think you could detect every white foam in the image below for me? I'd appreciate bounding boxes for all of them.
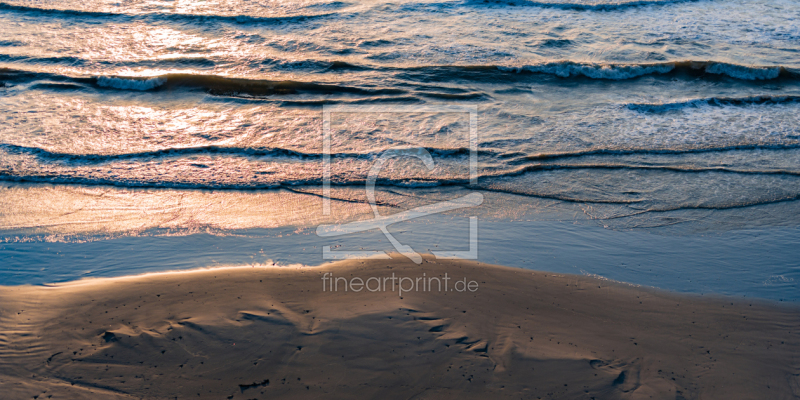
[97,76,167,90]
[505,62,675,80]
[706,63,781,80]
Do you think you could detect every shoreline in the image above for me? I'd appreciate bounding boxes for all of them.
[1,255,798,399]
[2,181,799,302]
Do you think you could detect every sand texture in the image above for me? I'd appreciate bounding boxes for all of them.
[1,256,799,399]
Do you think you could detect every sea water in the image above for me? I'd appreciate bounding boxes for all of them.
[1,0,798,300]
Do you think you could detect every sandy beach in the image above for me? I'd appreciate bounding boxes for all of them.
[4,0,800,398]
[1,255,798,399]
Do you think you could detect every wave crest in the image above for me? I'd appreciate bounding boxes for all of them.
[0,2,332,24]
[97,76,166,90]
[501,61,674,80]
[472,0,699,11]
[501,61,797,80]
[626,95,800,112]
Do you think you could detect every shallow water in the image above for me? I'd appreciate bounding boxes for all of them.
[1,0,799,298]
[1,209,798,301]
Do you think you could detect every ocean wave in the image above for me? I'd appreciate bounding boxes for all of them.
[4,170,800,212]
[28,82,86,91]
[0,170,464,191]
[468,0,700,11]
[494,163,800,178]
[626,95,800,112]
[0,143,484,163]
[2,61,797,97]
[0,68,405,95]
[0,53,220,69]
[0,169,626,206]
[97,76,166,91]
[124,72,403,96]
[5,142,800,169]
[0,54,368,78]
[500,61,797,80]
[500,62,674,80]
[4,144,800,189]
[0,2,333,24]
[519,144,800,162]
[0,0,706,25]
[705,63,782,80]
[270,96,425,106]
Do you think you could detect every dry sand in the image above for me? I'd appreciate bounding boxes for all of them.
[1,255,798,399]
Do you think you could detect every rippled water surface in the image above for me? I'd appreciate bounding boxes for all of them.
[1,0,799,298]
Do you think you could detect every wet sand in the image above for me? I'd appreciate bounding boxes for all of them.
[1,255,798,399]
